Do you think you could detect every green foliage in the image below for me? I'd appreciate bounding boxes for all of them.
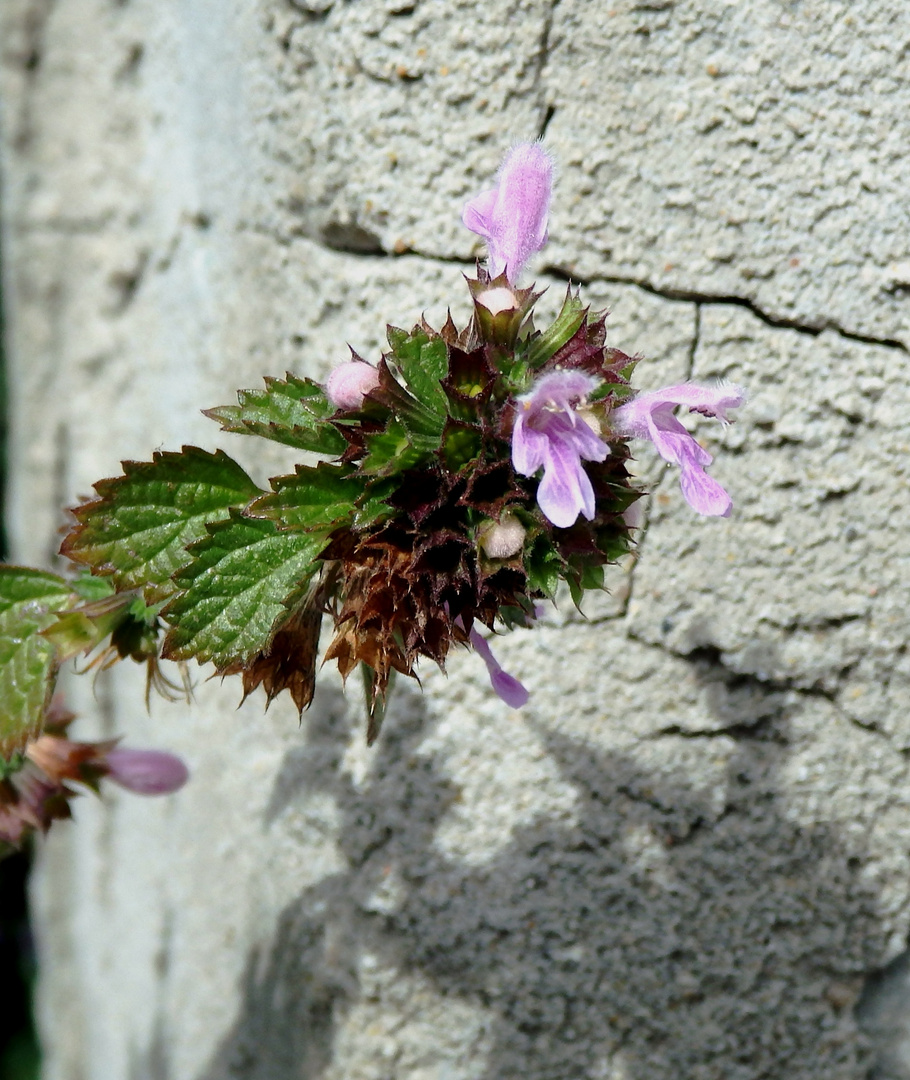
[43,590,160,663]
[0,568,74,755]
[251,463,364,531]
[524,535,564,599]
[352,478,397,530]
[360,419,429,476]
[161,512,331,667]
[567,561,606,608]
[61,447,262,603]
[0,269,643,744]
[204,373,347,455]
[386,326,450,419]
[525,289,587,369]
[441,421,483,471]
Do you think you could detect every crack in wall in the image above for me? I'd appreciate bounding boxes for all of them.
[619,629,910,766]
[533,0,561,138]
[543,264,909,353]
[240,226,906,357]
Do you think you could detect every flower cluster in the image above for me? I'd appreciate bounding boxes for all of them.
[296,142,742,733]
[42,141,744,753]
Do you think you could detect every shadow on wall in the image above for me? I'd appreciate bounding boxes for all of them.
[139,679,902,1080]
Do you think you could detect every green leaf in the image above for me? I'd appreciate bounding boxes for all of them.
[42,590,161,663]
[441,420,482,471]
[524,535,564,599]
[567,561,605,608]
[373,365,445,441]
[161,512,330,667]
[359,419,429,476]
[0,567,75,755]
[61,447,262,604]
[353,478,397,530]
[204,373,347,455]
[71,571,115,602]
[386,326,450,418]
[525,290,587,369]
[251,463,363,531]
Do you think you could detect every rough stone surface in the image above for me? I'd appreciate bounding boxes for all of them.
[2,1,910,1078]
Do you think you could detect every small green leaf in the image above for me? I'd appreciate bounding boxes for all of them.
[42,595,130,660]
[353,478,397,530]
[251,463,363,531]
[524,535,564,599]
[525,290,587,369]
[386,326,450,417]
[42,590,162,663]
[442,420,482,471]
[0,567,75,755]
[61,447,262,603]
[161,512,330,667]
[71,571,115,602]
[359,419,429,476]
[567,561,605,608]
[205,374,347,455]
[373,364,445,441]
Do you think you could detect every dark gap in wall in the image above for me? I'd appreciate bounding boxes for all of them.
[0,224,41,1080]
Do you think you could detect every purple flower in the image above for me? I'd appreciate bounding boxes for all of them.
[512,371,609,528]
[104,747,189,795]
[611,382,745,517]
[462,142,554,284]
[469,628,529,708]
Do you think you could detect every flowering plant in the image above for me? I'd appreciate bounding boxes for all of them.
[0,143,743,849]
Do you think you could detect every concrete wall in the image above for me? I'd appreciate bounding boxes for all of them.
[2,1,910,1077]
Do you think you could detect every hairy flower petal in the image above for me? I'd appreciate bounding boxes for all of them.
[470,629,529,708]
[535,422,598,527]
[105,748,189,795]
[462,143,554,283]
[612,382,744,517]
[512,370,608,528]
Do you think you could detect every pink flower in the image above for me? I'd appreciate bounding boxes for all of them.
[104,748,189,795]
[326,360,381,411]
[469,628,529,708]
[611,382,745,517]
[462,142,554,283]
[512,371,609,529]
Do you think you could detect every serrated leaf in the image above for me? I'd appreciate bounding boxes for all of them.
[0,567,75,755]
[371,360,445,441]
[161,512,330,666]
[524,536,564,599]
[61,447,262,604]
[567,562,605,608]
[250,463,363,531]
[525,289,587,369]
[386,326,450,417]
[359,419,429,476]
[353,478,397,530]
[441,419,482,472]
[205,373,347,455]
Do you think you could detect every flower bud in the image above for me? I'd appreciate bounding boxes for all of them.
[477,512,526,559]
[326,360,381,411]
[104,748,189,795]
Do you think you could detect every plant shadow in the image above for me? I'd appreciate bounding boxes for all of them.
[194,673,895,1080]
